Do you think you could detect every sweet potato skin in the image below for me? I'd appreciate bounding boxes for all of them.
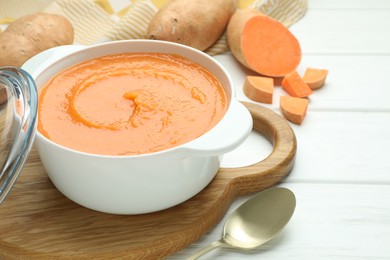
[146,0,237,51]
[0,13,74,67]
[243,76,274,104]
[227,8,258,69]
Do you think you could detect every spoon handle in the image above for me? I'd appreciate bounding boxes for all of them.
[186,240,226,260]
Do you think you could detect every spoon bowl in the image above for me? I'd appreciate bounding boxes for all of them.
[187,187,296,259]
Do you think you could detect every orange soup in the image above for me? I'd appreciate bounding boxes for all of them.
[38,53,228,155]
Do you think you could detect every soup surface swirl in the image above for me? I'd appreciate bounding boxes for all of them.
[38,53,227,155]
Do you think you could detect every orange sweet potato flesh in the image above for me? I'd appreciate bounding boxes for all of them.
[282,71,313,98]
[280,96,309,125]
[227,8,301,77]
[243,76,273,104]
[303,68,329,90]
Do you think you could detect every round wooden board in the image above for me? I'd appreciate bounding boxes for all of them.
[0,102,296,259]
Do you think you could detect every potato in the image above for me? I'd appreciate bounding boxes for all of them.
[0,13,74,67]
[146,0,237,51]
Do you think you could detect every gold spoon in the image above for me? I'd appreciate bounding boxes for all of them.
[187,187,296,259]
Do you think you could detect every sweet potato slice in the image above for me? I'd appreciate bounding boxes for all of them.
[281,71,313,98]
[280,96,309,125]
[243,76,274,104]
[303,68,329,90]
[227,8,301,77]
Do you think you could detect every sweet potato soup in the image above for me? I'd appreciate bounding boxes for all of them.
[38,53,228,155]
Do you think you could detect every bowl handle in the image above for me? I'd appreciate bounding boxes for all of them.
[180,100,253,156]
[217,101,297,196]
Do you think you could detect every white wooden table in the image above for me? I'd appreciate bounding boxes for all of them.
[168,0,390,259]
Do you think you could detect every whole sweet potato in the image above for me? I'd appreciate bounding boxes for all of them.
[0,13,74,67]
[146,0,237,51]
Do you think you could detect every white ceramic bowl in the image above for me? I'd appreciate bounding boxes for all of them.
[23,40,252,214]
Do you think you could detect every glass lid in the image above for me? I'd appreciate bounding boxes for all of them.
[0,67,38,204]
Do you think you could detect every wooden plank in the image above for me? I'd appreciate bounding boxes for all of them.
[309,0,390,10]
[290,10,390,54]
[287,111,390,183]
[298,54,390,111]
[214,54,390,111]
[169,183,390,259]
[222,111,390,183]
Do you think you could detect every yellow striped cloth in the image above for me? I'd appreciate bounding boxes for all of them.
[0,0,308,55]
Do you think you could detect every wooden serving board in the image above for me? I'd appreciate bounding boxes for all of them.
[0,102,296,259]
